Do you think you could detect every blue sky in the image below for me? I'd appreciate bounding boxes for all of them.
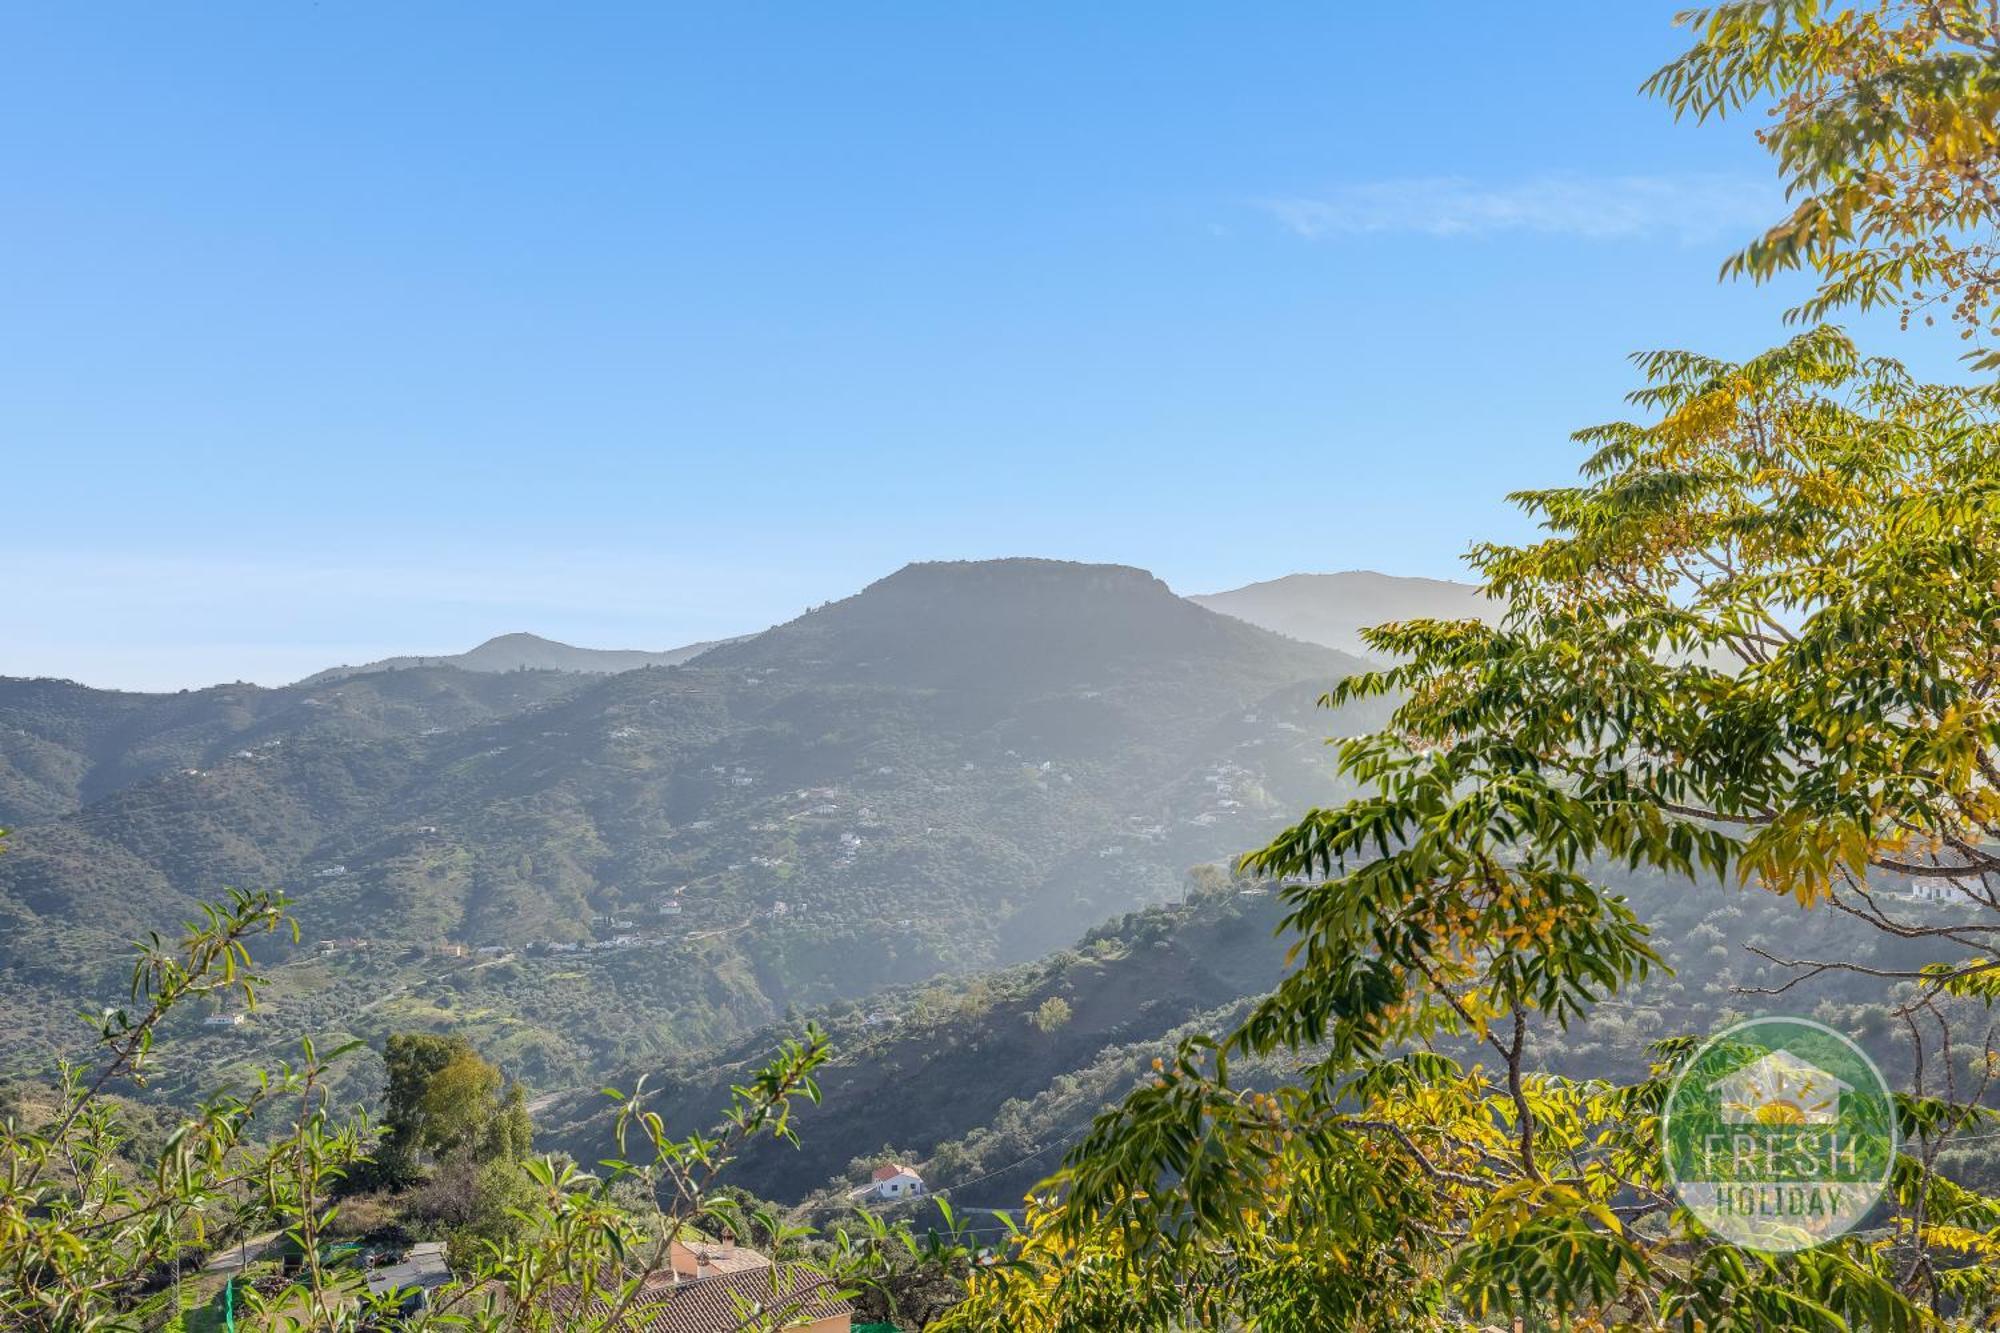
[0,3,1963,689]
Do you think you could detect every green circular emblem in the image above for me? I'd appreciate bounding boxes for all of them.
[1662,1016,1897,1252]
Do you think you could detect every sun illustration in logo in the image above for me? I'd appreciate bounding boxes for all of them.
[1713,1049,1849,1126]
[1753,1099,1810,1126]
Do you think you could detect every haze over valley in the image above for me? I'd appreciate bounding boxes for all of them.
[0,560,1407,1094]
[2,555,1918,1219]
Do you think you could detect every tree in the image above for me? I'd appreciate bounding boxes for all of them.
[1648,1,2000,363]
[379,1033,529,1182]
[845,1204,979,1331]
[944,332,2000,1329]
[1030,997,1073,1034]
[948,13,2000,1327]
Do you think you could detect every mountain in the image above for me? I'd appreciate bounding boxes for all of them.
[300,632,738,685]
[1190,571,1497,658]
[540,880,1295,1207]
[1,557,1929,1217]
[0,668,591,828]
[0,558,1380,1093]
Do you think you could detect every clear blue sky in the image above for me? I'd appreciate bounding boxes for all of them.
[0,3,1962,689]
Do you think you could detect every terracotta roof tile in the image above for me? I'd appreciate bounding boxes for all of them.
[566,1265,851,1333]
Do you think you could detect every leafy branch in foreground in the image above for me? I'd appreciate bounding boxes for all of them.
[943,329,2000,1330]
[0,888,346,1330]
[0,872,966,1329]
[1648,1,2000,364]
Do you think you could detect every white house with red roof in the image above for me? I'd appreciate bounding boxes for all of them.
[849,1162,927,1202]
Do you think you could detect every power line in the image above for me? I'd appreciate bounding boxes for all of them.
[929,1123,1094,1202]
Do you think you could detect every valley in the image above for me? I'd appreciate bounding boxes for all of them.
[0,559,1388,1095]
[2,558,1942,1220]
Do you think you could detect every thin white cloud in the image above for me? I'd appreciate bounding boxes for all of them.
[1260,173,1777,243]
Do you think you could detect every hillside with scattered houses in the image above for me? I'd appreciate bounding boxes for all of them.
[0,559,1387,1093]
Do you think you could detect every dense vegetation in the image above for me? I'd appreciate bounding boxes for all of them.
[0,668,589,829]
[541,875,1298,1207]
[540,849,1989,1224]
[0,884,968,1330]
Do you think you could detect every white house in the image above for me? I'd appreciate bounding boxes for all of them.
[204,1013,246,1028]
[850,1164,927,1202]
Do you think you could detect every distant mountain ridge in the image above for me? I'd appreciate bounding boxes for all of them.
[301,631,737,684]
[0,557,1380,1091]
[1190,570,1497,658]
[0,667,591,828]
[706,558,1338,698]
[0,556,1918,1223]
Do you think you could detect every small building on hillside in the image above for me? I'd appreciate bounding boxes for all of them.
[365,1240,452,1312]
[849,1163,927,1203]
[204,1013,245,1028]
[562,1242,850,1333]
[669,1235,768,1282]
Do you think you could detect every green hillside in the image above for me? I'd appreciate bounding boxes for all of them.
[533,857,1970,1216]
[0,559,1380,1093]
[1,558,1980,1236]
[538,878,1295,1204]
[0,666,589,827]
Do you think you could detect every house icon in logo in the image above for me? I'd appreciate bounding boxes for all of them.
[1710,1049,1853,1126]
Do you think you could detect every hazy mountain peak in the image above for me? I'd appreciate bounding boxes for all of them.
[299,631,737,685]
[872,556,1171,590]
[700,556,1354,693]
[1190,570,1497,658]
[454,632,576,666]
